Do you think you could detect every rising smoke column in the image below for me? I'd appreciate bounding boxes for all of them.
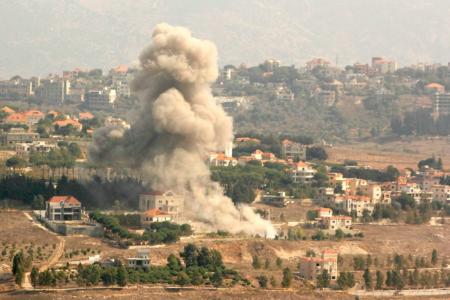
[89,23,275,237]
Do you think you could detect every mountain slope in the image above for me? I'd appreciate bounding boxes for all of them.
[1,0,450,77]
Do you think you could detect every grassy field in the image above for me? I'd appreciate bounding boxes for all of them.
[328,137,450,170]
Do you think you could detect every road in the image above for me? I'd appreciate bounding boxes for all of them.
[22,212,65,290]
[351,287,450,297]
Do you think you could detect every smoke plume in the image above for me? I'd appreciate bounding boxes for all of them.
[89,23,275,237]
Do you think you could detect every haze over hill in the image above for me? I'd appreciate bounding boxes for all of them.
[1,0,450,78]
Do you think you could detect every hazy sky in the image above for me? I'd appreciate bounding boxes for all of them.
[1,0,450,78]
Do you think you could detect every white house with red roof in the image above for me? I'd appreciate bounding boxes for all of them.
[141,208,172,226]
[45,195,82,221]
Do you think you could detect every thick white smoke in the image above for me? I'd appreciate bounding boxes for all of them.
[89,23,275,238]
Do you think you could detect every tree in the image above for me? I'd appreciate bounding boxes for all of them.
[337,272,354,290]
[281,267,292,288]
[276,257,283,268]
[392,270,404,290]
[264,258,270,269]
[12,252,24,286]
[167,254,182,272]
[317,269,330,288]
[68,143,82,158]
[252,255,261,269]
[176,271,191,286]
[180,244,199,268]
[363,269,372,289]
[335,229,344,240]
[210,268,223,287]
[257,275,268,288]
[270,276,277,287]
[431,249,438,265]
[116,265,128,287]
[31,266,39,287]
[6,156,26,173]
[32,195,45,210]
[306,146,328,161]
[376,270,384,289]
[386,270,393,287]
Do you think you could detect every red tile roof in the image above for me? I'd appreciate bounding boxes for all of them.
[143,208,170,217]
[48,195,81,205]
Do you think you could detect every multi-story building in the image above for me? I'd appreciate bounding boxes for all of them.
[299,250,338,281]
[85,89,117,110]
[360,183,382,203]
[1,128,39,146]
[35,78,70,104]
[45,195,82,221]
[112,72,133,98]
[0,78,33,99]
[139,191,184,220]
[127,250,150,269]
[291,161,317,183]
[343,196,373,217]
[432,93,450,116]
[320,216,352,230]
[15,141,57,156]
[430,185,450,203]
[281,139,307,161]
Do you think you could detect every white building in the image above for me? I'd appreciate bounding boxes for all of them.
[127,250,150,269]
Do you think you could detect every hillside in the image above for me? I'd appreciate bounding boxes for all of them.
[1,0,450,77]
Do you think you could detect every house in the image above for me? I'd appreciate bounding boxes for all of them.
[23,110,45,125]
[127,250,150,269]
[207,152,238,167]
[424,83,445,94]
[317,187,335,204]
[139,191,184,220]
[4,113,28,125]
[45,196,82,221]
[53,119,83,132]
[78,112,95,120]
[291,161,316,183]
[281,139,307,161]
[299,250,338,281]
[321,216,352,230]
[317,207,333,218]
[141,208,172,226]
[1,106,15,114]
[104,117,130,130]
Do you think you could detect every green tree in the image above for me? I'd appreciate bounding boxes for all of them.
[281,267,292,288]
[211,268,223,287]
[6,156,26,173]
[252,255,261,269]
[264,258,270,269]
[335,229,345,240]
[276,257,283,268]
[431,249,438,265]
[257,275,268,288]
[167,254,182,272]
[12,252,24,286]
[270,276,277,287]
[376,270,384,289]
[176,271,191,286]
[116,265,128,287]
[30,266,39,287]
[363,269,372,289]
[317,269,330,288]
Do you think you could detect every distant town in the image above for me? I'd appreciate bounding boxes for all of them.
[0,56,449,299]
